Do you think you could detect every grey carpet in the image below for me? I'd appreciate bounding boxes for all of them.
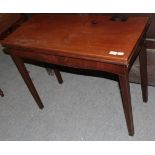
[1,46,155,141]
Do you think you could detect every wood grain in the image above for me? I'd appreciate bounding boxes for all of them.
[1,14,149,136]
[2,14,149,65]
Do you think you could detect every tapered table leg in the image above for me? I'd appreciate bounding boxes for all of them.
[53,69,63,84]
[11,54,44,109]
[44,63,63,84]
[139,47,148,103]
[119,72,134,136]
[0,89,4,97]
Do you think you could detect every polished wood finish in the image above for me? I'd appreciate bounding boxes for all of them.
[2,14,149,136]
[2,15,149,65]
[80,13,155,86]
[116,13,155,86]
[119,72,134,136]
[11,53,44,109]
[0,13,62,96]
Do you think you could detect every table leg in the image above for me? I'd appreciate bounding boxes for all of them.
[44,64,63,84]
[53,69,63,84]
[139,47,148,103]
[11,54,44,109]
[0,89,4,97]
[119,73,134,136]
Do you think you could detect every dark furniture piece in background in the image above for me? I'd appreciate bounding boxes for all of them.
[0,14,25,40]
[0,13,25,97]
[2,14,149,136]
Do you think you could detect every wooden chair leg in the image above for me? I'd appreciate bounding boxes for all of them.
[0,89,4,97]
[119,73,134,136]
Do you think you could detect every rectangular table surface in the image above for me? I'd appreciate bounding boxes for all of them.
[2,14,149,65]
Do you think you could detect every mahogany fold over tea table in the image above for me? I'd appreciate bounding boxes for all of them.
[2,14,149,136]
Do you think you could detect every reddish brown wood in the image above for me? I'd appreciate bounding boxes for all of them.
[1,14,149,136]
[0,14,62,100]
[139,45,148,102]
[11,53,44,109]
[111,14,155,86]
[10,49,126,75]
[0,13,24,41]
[0,89,4,97]
[53,69,63,84]
[2,14,149,65]
[129,48,155,86]
[119,71,134,136]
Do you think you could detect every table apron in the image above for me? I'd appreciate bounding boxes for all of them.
[10,49,127,75]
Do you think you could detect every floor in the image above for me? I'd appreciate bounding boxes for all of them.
[1,46,155,140]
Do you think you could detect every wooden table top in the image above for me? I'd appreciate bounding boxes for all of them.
[2,14,149,65]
